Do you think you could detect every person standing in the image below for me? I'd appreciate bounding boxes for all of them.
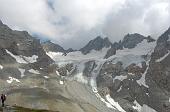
[1,94,6,107]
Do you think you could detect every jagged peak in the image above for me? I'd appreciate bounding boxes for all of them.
[123,33,145,40]
[121,33,146,49]
[80,36,112,54]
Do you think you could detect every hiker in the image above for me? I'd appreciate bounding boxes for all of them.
[1,94,6,107]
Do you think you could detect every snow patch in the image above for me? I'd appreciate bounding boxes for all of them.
[113,75,127,83]
[59,80,64,85]
[28,69,40,74]
[106,94,126,112]
[73,62,88,84]
[109,40,156,67]
[74,73,88,84]
[56,70,60,76]
[137,59,151,88]
[94,92,116,109]
[7,77,20,83]
[18,68,25,77]
[0,65,3,69]
[5,49,38,63]
[137,66,149,88]
[128,73,135,75]
[44,76,49,79]
[141,104,157,112]
[6,49,28,63]
[117,85,122,92]
[132,100,142,112]
[23,55,38,63]
[137,62,143,68]
[46,47,109,64]
[156,50,170,62]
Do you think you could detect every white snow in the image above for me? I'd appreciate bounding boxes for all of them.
[106,94,126,112]
[109,40,156,68]
[45,39,156,112]
[128,73,135,75]
[132,100,142,112]
[73,62,88,84]
[137,59,151,88]
[22,55,38,63]
[18,68,25,77]
[137,62,143,68]
[89,62,118,110]
[74,72,88,84]
[0,65,3,69]
[113,75,127,83]
[56,70,60,76]
[44,76,49,79]
[46,47,109,65]
[6,76,20,83]
[5,49,38,64]
[156,50,170,62]
[137,66,149,88]
[146,92,149,96]
[141,104,157,112]
[117,85,122,92]
[59,80,64,85]
[28,69,40,74]
[6,49,28,63]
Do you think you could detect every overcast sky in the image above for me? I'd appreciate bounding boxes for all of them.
[0,0,170,49]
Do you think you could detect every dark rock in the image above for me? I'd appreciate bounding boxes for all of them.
[104,47,116,59]
[42,41,65,53]
[80,36,112,54]
[146,36,156,43]
[83,61,97,77]
[121,33,146,49]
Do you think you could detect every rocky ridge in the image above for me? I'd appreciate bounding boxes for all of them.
[0,20,169,112]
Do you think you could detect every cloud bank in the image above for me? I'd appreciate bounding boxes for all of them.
[0,0,170,49]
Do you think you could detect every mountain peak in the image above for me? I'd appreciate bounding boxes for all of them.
[122,33,146,49]
[80,36,112,54]
[42,41,65,53]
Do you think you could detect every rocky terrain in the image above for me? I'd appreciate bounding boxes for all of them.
[0,19,170,112]
[0,20,118,112]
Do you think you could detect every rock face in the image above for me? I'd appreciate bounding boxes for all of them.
[97,28,170,112]
[0,21,118,112]
[80,36,112,54]
[104,47,116,59]
[145,27,170,112]
[42,41,65,53]
[121,33,146,48]
[104,33,156,59]
[1,20,170,112]
[0,22,53,79]
[121,33,155,49]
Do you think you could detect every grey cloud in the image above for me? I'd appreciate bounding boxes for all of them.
[0,0,170,49]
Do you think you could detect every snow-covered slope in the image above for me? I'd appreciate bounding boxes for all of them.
[46,38,157,112]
